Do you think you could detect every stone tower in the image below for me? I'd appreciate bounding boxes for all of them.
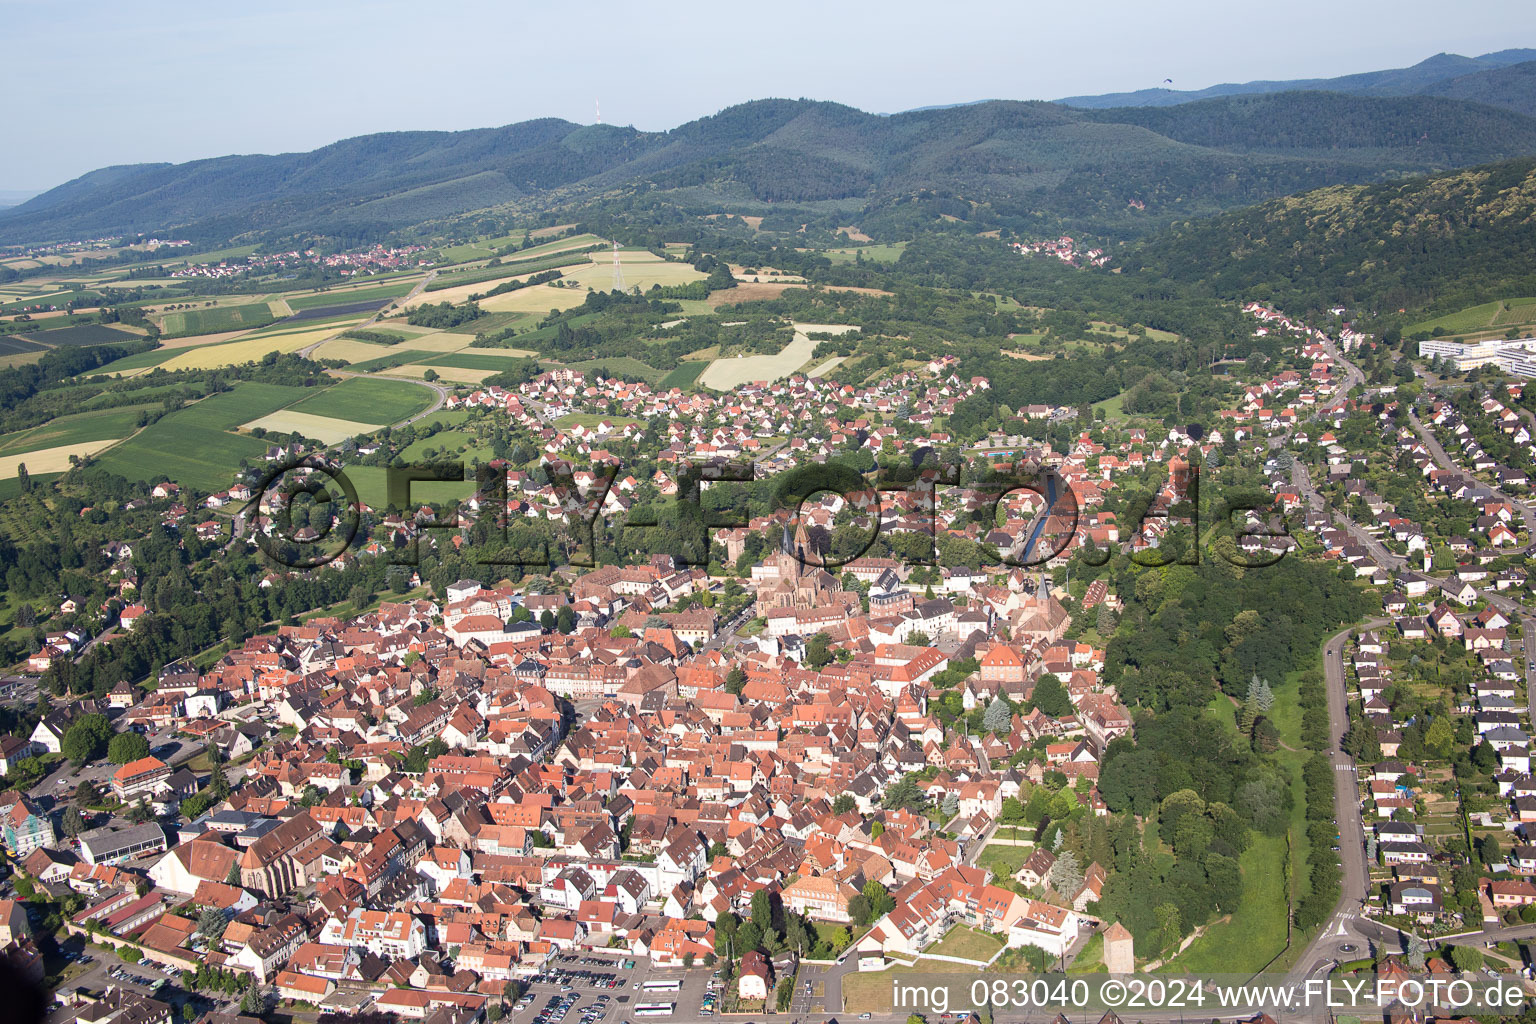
[1103,921,1134,974]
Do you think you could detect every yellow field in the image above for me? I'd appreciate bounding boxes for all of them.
[0,439,121,476]
[699,323,854,391]
[242,410,384,444]
[157,320,365,371]
[561,255,705,292]
[392,364,497,384]
[480,284,590,315]
[158,329,253,350]
[310,338,399,363]
[806,357,845,377]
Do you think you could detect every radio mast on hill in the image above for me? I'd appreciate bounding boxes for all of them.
[612,240,625,291]
[595,99,602,125]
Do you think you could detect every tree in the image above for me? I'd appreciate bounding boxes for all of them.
[831,794,856,815]
[1030,673,1073,717]
[882,774,925,812]
[805,633,833,670]
[1449,946,1484,973]
[940,793,960,819]
[107,731,151,765]
[983,696,1012,735]
[1046,849,1084,898]
[197,906,228,942]
[862,880,895,920]
[61,714,112,764]
[62,805,86,838]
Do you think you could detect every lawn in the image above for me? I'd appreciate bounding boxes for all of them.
[973,841,1030,880]
[1164,830,1292,974]
[343,465,472,511]
[925,924,1005,963]
[159,302,275,337]
[1092,393,1126,419]
[552,413,641,430]
[401,430,491,462]
[287,377,436,423]
[91,382,314,492]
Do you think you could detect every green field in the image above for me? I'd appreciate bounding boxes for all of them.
[160,302,276,337]
[89,346,182,375]
[0,405,150,456]
[401,429,491,463]
[825,241,907,264]
[0,472,62,501]
[419,352,532,371]
[286,282,417,310]
[1407,297,1536,338]
[343,465,472,511]
[659,360,709,389]
[91,382,315,492]
[343,350,434,373]
[287,377,436,423]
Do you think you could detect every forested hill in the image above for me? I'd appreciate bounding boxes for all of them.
[10,91,1536,245]
[1057,49,1536,109]
[1128,156,1536,317]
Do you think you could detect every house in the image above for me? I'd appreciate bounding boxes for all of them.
[2,797,56,857]
[738,949,772,1000]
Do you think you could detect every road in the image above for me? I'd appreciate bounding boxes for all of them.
[1274,333,1536,970]
[295,269,438,359]
[1285,619,1388,984]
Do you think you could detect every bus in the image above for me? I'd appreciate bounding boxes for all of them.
[641,980,683,993]
[634,1004,675,1017]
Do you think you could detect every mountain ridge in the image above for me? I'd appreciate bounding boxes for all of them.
[1055,49,1536,109]
[9,87,1536,245]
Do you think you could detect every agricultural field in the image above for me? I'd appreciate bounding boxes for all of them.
[658,360,709,389]
[242,410,385,445]
[286,376,436,423]
[159,302,276,337]
[0,405,149,458]
[90,382,315,492]
[284,281,418,310]
[416,351,535,371]
[13,323,143,347]
[697,323,854,391]
[284,298,393,322]
[1407,297,1536,338]
[155,319,367,371]
[333,350,435,373]
[0,337,46,357]
[391,363,496,384]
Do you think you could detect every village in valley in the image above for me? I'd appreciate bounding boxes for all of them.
[2,254,1536,1024]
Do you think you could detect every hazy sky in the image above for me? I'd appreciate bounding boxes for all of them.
[3,0,1534,191]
